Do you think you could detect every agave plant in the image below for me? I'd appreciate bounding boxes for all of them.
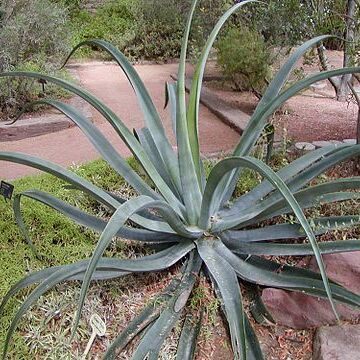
[2,1,360,359]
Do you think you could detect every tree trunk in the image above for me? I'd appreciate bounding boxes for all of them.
[337,0,356,101]
[317,44,340,93]
[356,107,360,174]
[348,77,360,173]
[316,0,357,101]
[357,108,360,144]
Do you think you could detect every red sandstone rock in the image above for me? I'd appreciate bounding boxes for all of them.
[313,324,360,360]
[261,252,360,329]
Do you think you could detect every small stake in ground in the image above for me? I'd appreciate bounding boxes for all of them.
[0,181,14,202]
[83,314,106,359]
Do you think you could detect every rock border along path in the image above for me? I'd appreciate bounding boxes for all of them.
[295,139,357,151]
[0,95,92,142]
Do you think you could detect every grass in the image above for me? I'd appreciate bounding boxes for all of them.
[0,159,130,357]
[1,154,359,358]
[0,157,202,358]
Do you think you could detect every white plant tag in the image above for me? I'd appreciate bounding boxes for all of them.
[83,314,106,359]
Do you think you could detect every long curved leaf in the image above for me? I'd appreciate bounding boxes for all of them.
[221,215,360,244]
[201,156,339,320]
[187,0,254,178]
[0,152,119,209]
[104,271,183,359]
[63,39,182,195]
[131,252,202,359]
[73,196,197,337]
[14,190,183,242]
[260,35,333,109]
[226,239,360,256]
[219,67,360,209]
[219,146,360,228]
[176,313,201,360]
[15,99,155,197]
[176,0,203,224]
[235,67,360,157]
[0,247,185,318]
[215,242,360,308]
[165,81,178,137]
[0,72,185,217]
[243,313,264,360]
[197,239,246,360]
[136,127,182,199]
[219,144,349,217]
[215,35,338,207]
[235,191,360,230]
[2,264,86,359]
[0,153,175,234]
[1,244,195,359]
[243,254,360,307]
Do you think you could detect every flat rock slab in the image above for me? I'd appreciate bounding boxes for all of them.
[343,138,357,145]
[172,75,251,134]
[312,140,334,148]
[313,324,360,360]
[0,114,74,142]
[262,252,360,329]
[295,142,316,151]
[1,66,92,142]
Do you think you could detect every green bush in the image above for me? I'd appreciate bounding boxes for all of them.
[235,0,349,50]
[60,0,231,61]
[69,0,135,58]
[216,26,270,93]
[124,0,231,61]
[123,0,187,61]
[0,0,71,118]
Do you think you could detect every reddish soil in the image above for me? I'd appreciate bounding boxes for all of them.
[205,51,359,143]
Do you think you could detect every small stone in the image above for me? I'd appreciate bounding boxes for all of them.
[313,324,360,360]
[295,142,315,151]
[312,141,333,149]
[343,139,357,145]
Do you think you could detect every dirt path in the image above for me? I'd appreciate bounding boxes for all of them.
[206,51,359,143]
[0,62,240,180]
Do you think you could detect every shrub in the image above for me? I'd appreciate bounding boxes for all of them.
[216,26,271,94]
[69,0,135,58]
[235,0,349,50]
[60,0,231,62]
[125,0,231,61]
[1,1,360,359]
[123,0,187,61]
[0,0,71,118]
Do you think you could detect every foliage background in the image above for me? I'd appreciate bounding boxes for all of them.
[1,0,359,118]
[0,0,71,118]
